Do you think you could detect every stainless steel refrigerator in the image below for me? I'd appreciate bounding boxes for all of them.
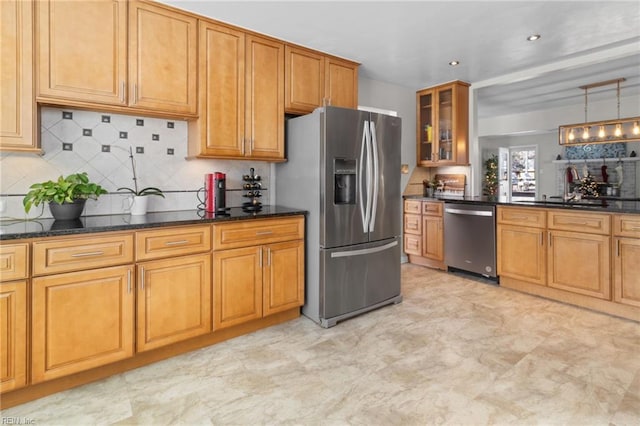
[276,106,402,328]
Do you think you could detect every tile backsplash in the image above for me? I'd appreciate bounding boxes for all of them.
[0,107,271,219]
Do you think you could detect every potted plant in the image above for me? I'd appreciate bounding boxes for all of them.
[117,147,164,215]
[23,172,108,220]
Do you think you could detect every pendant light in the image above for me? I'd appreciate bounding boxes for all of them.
[558,78,640,145]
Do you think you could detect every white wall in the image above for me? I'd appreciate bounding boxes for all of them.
[358,77,416,191]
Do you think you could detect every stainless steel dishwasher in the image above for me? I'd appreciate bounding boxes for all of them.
[443,202,497,279]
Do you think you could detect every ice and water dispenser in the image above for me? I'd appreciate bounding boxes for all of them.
[334,158,356,204]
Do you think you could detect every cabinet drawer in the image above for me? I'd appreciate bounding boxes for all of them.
[136,225,211,261]
[33,234,134,276]
[548,211,610,235]
[404,234,422,256]
[497,206,546,228]
[422,201,443,217]
[213,216,304,250]
[404,200,422,214]
[0,243,29,281]
[613,214,640,238]
[403,214,422,235]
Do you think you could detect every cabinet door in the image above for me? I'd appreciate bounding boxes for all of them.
[613,237,640,307]
[0,280,27,392]
[434,86,455,164]
[497,224,546,285]
[416,89,435,165]
[422,216,443,261]
[325,56,358,109]
[547,230,610,300]
[285,45,324,114]
[129,0,197,115]
[213,246,262,329]
[36,0,127,105]
[194,21,245,158]
[1,0,36,151]
[245,34,284,160]
[137,254,211,352]
[263,241,304,316]
[31,266,134,383]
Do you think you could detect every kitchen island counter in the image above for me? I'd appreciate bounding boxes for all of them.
[403,194,640,214]
[0,206,307,240]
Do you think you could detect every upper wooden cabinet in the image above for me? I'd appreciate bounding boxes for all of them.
[285,45,359,114]
[189,21,284,160]
[36,0,197,117]
[1,0,37,152]
[416,80,469,167]
[128,0,197,115]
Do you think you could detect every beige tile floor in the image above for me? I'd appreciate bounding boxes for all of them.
[3,264,639,425]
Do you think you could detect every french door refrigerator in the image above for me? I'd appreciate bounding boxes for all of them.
[276,106,402,328]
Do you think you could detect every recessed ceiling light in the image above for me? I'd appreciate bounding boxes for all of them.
[527,34,541,41]
[449,60,460,66]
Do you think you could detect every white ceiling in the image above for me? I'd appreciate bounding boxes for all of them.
[162,1,640,118]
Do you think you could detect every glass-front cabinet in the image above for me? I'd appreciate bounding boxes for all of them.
[416,81,470,167]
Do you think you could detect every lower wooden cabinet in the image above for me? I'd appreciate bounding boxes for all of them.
[613,237,640,307]
[213,246,263,329]
[497,223,546,285]
[547,230,611,300]
[31,265,134,383]
[136,253,211,352]
[0,280,27,392]
[213,240,304,329]
[263,240,304,316]
[422,215,443,262]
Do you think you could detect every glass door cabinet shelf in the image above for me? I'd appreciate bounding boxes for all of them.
[416,80,470,167]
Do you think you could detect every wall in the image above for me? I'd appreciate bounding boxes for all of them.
[473,93,640,195]
[0,107,271,219]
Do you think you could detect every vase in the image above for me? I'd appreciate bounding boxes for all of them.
[48,199,87,220]
[126,196,148,215]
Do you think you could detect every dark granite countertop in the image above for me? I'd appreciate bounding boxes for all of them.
[0,206,307,241]
[403,194,640,214]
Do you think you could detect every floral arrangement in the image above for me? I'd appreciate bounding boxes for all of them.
[577,173,599,197]
[483,155,498,196]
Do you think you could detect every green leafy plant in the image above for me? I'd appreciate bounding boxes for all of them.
[117,147,165,198]
[23,172,108,213]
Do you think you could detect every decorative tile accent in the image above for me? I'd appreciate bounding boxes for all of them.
[167,122,174,129]
[102,145,111,152]
[564,143,626,160]
[62,111,73,119]
[119,131,128,139]
[167,148,174,155]
[152,134,159,141]
[101,115,111,123]
[83,129,92,136]
[136,119,144,126]
[136,147,144,154]
[62,143,73,151]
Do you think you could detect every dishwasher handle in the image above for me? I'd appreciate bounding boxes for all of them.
[445,207,493,217]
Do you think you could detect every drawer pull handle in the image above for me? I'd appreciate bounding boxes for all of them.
[71,251,104,258]
[256,231,272,236]
[164,240,189,246]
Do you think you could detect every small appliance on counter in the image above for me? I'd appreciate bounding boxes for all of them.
[242,168,262,212]
[198,172,227,214]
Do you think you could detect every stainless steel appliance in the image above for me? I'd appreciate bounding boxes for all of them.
[276,106,402,327]
[444,202,497,279]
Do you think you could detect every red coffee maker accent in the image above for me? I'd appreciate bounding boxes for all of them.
[204,172,226,212]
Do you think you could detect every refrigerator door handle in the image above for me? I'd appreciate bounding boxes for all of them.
[358,120,368,233]
[364,120,373,233]
[330,240,398,258]
[369,121,379,232]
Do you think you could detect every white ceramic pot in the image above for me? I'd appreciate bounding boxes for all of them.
[126,196,148,215]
